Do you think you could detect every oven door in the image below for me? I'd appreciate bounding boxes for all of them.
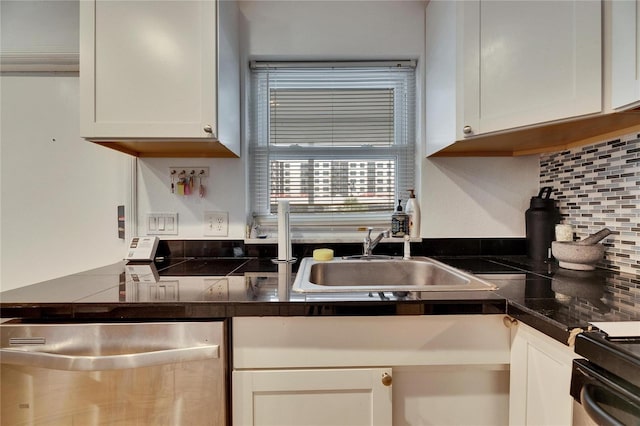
[571,358,640,426]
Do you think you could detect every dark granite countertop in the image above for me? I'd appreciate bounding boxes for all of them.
[1,254,638,346]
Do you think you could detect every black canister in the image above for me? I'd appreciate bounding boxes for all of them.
[525,186,560,260]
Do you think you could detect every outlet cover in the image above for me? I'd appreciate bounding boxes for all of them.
[204,211,228,237]
[205,278,229,301]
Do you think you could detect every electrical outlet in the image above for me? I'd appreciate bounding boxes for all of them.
[204,211,228,236]
[205,278,228,301]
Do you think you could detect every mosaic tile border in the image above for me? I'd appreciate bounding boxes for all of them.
[540,133,639,274]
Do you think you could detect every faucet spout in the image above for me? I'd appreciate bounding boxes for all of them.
[363,227,390,256]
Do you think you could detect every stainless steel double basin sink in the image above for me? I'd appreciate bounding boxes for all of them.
[292,256,497,293]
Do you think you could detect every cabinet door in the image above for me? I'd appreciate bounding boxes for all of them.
[463,0,601,137]
[611,0,640,110]
[233,368,392,426]
[509,322,576,426]
[80,0,217,139]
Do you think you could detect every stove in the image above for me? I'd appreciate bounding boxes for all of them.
[570,328,640,424]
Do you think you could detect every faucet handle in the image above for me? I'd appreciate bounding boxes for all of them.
[366,227,373,239]
[363,227,390,239]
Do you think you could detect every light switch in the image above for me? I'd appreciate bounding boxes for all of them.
[147,213,178,235]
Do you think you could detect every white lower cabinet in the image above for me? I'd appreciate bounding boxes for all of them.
[232,315,511,426]
[509,321,577,426]
[233,368,392,426]
[392,365,510,426]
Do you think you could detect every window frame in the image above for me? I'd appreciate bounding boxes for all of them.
[248,61,417,234]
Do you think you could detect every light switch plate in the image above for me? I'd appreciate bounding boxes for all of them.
[147,281,179,301]
[204,211,228,236]
[147,213,178,235]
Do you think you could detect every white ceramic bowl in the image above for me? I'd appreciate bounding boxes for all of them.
[551,241,604,271]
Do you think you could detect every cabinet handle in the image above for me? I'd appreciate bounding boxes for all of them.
[0,345,219,371]
[463,125,473,135]
[381,372,392,386]
[503,316,517,328]
[203,125,213,134]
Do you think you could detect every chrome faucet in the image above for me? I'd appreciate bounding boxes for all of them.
[363,227,390,256]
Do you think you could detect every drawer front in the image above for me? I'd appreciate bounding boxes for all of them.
[233,315,510,369]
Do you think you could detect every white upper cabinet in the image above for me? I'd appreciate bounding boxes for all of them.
[426,0,602,156]
[610,0,640,110]
[80,0,240,157]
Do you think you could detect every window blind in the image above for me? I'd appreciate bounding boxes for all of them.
[249,62,416,226]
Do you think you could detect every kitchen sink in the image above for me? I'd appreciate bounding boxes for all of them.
[292,256,497,293]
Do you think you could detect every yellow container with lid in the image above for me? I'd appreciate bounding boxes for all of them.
[313,248,334,261]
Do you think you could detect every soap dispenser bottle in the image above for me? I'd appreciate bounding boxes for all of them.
[391,199,409,237]
[405,189,420,238]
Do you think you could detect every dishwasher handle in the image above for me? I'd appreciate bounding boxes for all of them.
[0,344,219,371]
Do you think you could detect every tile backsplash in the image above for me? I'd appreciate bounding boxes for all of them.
[540,133,639,273]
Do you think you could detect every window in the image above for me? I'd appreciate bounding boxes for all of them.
[249,61,416,231]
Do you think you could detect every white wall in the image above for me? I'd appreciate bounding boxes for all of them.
[1,75,132,291]
[137,158,246,238]
[423,157,539,237]
[137,0,539,239]
[240,0,426,60]
[0,0,78,54]
[1,1,131,291]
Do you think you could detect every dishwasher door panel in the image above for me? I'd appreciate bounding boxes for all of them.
[1,322,226,426]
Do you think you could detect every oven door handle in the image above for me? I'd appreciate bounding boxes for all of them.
[581,383,626,426]
[0,344,219,371]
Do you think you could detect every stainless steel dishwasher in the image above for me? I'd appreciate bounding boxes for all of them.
[0,321,226,425]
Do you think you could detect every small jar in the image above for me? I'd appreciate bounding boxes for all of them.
[555,224,574,242]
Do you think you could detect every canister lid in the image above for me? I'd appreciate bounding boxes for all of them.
[529,186,556,208]
[530,197,556,209]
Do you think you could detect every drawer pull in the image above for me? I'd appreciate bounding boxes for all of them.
[381,372,392,386]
